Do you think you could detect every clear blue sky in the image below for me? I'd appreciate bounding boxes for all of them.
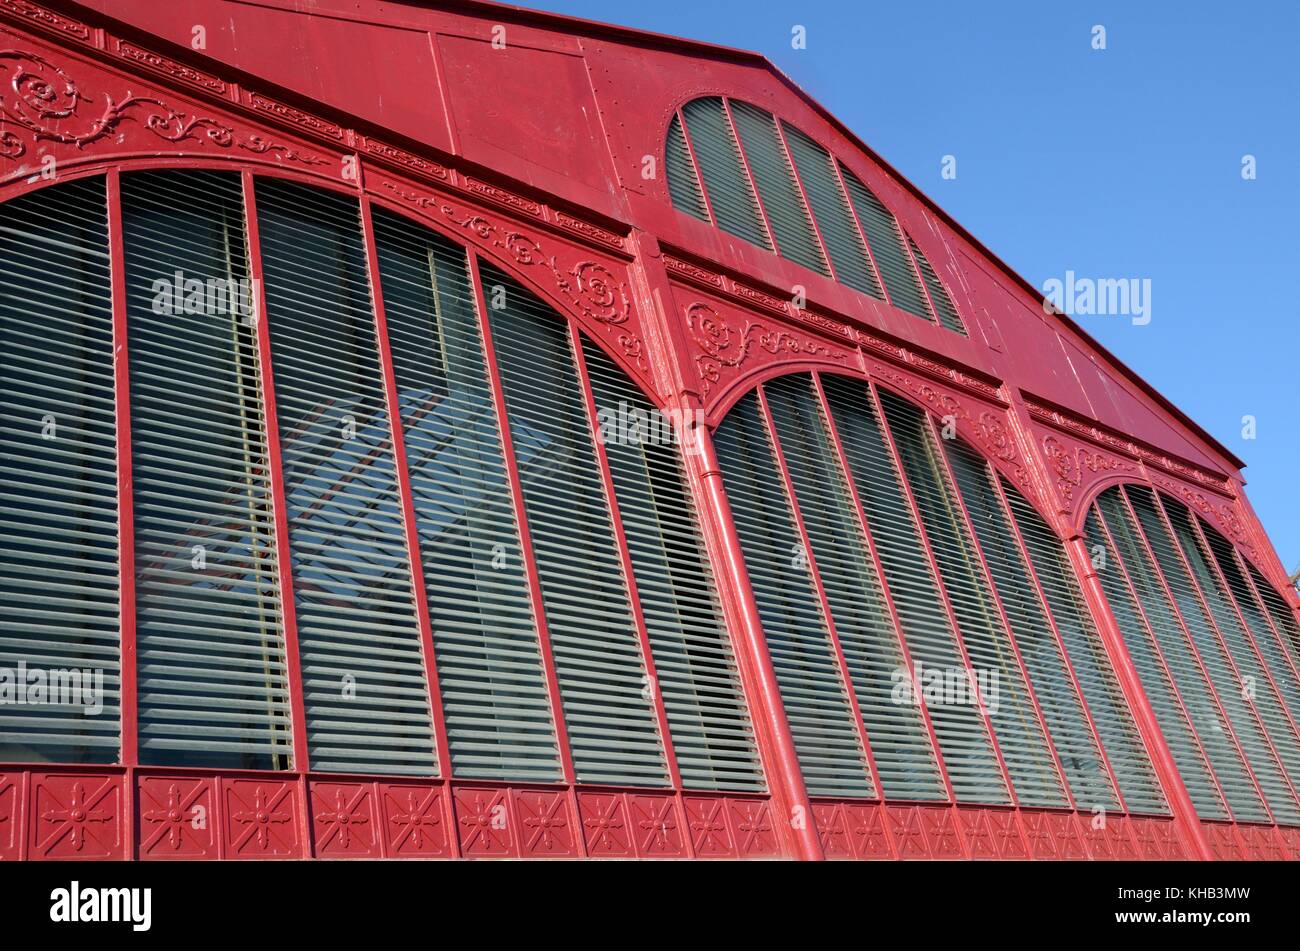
[517,0,1299,574]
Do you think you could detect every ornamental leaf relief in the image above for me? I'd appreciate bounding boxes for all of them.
[686,300,847,396]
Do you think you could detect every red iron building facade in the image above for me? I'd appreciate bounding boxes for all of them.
[1,0,1298,860]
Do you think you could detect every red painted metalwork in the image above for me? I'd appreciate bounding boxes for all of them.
[0,0,1296,859]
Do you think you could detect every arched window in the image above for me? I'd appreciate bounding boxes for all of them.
[667,97,966,334]
[1085,484,1300,825]
[711,370,1165,814]
[0,170,765,795]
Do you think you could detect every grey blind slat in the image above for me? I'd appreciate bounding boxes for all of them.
[1093,491,1263,819]
[121,170,291,769]
[679,97,771,249]
[256,179,437,776]
[0,176,121,763]
[781,125,883,298]
[371,208,561,782]
[583,341,764,792]
[821,376,1007,804]
[482,264,668,787]
[839,167,933,321]
[763,376,944,799]
[1004,486,1167,815]
[666,112,711,223]
[879,391,1066,808]
[713,391,873,798]
[908,237,966,335]
[728,102,828,276]
[1084,504,1227,818]
[945,440,1116,811]
[1131,490,1300,824]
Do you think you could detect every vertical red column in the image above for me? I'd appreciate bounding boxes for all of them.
[241,173,313,848]
[676,395,824,860]
[106,170,137,857]
[1063,529,1213,860]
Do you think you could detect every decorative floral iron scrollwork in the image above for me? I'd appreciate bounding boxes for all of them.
[684,301,846,396]
[0,47,325,163]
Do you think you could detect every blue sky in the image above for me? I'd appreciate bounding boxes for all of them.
[517,0,1299,574]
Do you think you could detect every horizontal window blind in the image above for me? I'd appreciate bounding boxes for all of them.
[371,208,561,782]
[713,390,872,798]
[0,176,120,763]
[782,124,883,298]
[879,391,1065,808]
[583,340,764,792]
[1004,486,1167,814]
[1129,489,1300,824]
[908,237,966,335]
[679,97,771,249]
[482,264,668,787]
[764,375,944,800]
[665,112,711,223]
[1224,550,1300,729]
[1248,562,1300,672]
[821,376,1008,804]
[1093,490,1265,820]
[256,179,437,776]
[728,102,828,276]
[121,170,291,770]
[839,167,933,321]
[945,440,1115,811]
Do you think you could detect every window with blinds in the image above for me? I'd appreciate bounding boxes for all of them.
[1088,486,1267,821]
[728,102,828,276]
[120,170,291,770]
[255,179,438,776]
[879,391,1066,808]
[370,208,561,782]
[0,176,120,764]
[821,376,1007,804]
[582,340,764,792]
[679,97,771,249]
[482,263,669,787]
[712,390,873,798]
[667,98,966,333]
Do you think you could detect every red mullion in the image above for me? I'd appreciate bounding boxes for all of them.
[1117,487,1278,828]
[1236,548,1300,695]
[1064,532,1210,858]
[105,170,138,775]
[809,372,956,804]
[1150,494,1300,815]
[465,255,579,795]
[831,160,891,305]
[566,322,689,807]
[754,384,885,802]
[923,414,1078,812]
[868,381,1018,813]
[357,198,456,791]
[772,119,837,281]
[677,400,824,860]
[675,107,719,228]
[240,171,311,778]
[986,472,1131,817]
[721,97,779,255]
[1091,498,1240,825]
